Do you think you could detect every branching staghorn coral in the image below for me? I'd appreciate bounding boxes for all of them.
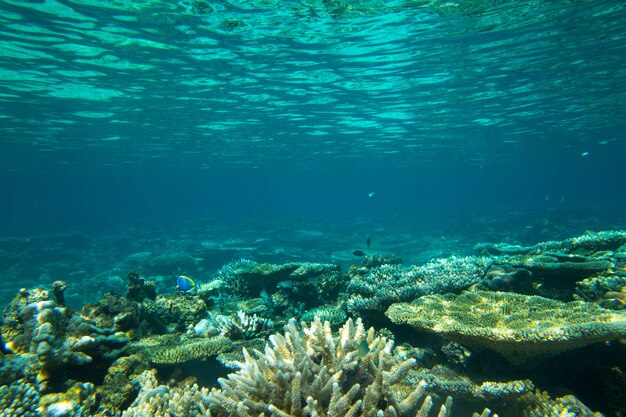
[386,290,626,364]
[121,370,211,417]
[300,305,347,327]
[207,317,471,416]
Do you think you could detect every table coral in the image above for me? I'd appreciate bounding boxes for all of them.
[408,364,534,402]
[386,291,626,364]
[346,256,493,313]
[127,334,232,365]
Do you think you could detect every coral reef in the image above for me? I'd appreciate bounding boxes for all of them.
[2,230,624,416]
[386,290,626,364]
[207,317,458,416]
[408,364,534,402]
[521,390,603,417]
[576,275,626,309]
[471,265,534,293]
[124,272,156,303]
[346,256,492,313]
[1,287,131,391]
[300,304,348,327]
[127,334,232,365]
[96,354,152,415]
[362,253,403,268]
[39,382,96,417]
[192,310,275,340]
[476,231,626,293]
[0,380,41,417]
[155,292,208,331]
[121,370,211,417]
[475,230,626,256]
[216,259,340,299]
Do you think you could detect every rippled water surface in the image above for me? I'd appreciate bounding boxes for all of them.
[1,0,625,172]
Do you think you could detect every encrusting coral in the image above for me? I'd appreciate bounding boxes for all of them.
[386,290,626,364]
[207,317,490,416]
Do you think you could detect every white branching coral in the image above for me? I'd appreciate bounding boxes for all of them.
[207,317,454,416]
[121,370,211,417]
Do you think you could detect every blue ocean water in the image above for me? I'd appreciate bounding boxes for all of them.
[0,1,625,300]
[2,2,626,416]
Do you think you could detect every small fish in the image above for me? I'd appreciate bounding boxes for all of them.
[356,339,370,358]
[368,192,375,198]
[366,235,372,249]
[176,275,196,291]
[581,151,589,157]
[353,250,366,257]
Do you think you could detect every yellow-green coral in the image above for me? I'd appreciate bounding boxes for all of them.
[128,334,232,365]
[386,290,626,364]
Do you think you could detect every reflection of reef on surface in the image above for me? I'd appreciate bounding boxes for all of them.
[0,231,625,416]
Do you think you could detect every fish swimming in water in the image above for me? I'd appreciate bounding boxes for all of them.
[353,250,366,257]
[176,275,196,291]
[366,235,371,249]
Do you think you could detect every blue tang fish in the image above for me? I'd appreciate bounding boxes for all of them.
[176,275,196,291]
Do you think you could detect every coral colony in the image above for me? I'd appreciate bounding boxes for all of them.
[1,231,626,416]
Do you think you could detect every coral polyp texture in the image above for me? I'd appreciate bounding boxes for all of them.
[386,290,626,364]
[127,334,232,365]
[346,256,493,313]
[0,380,41,417]
[207,317,459,417]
